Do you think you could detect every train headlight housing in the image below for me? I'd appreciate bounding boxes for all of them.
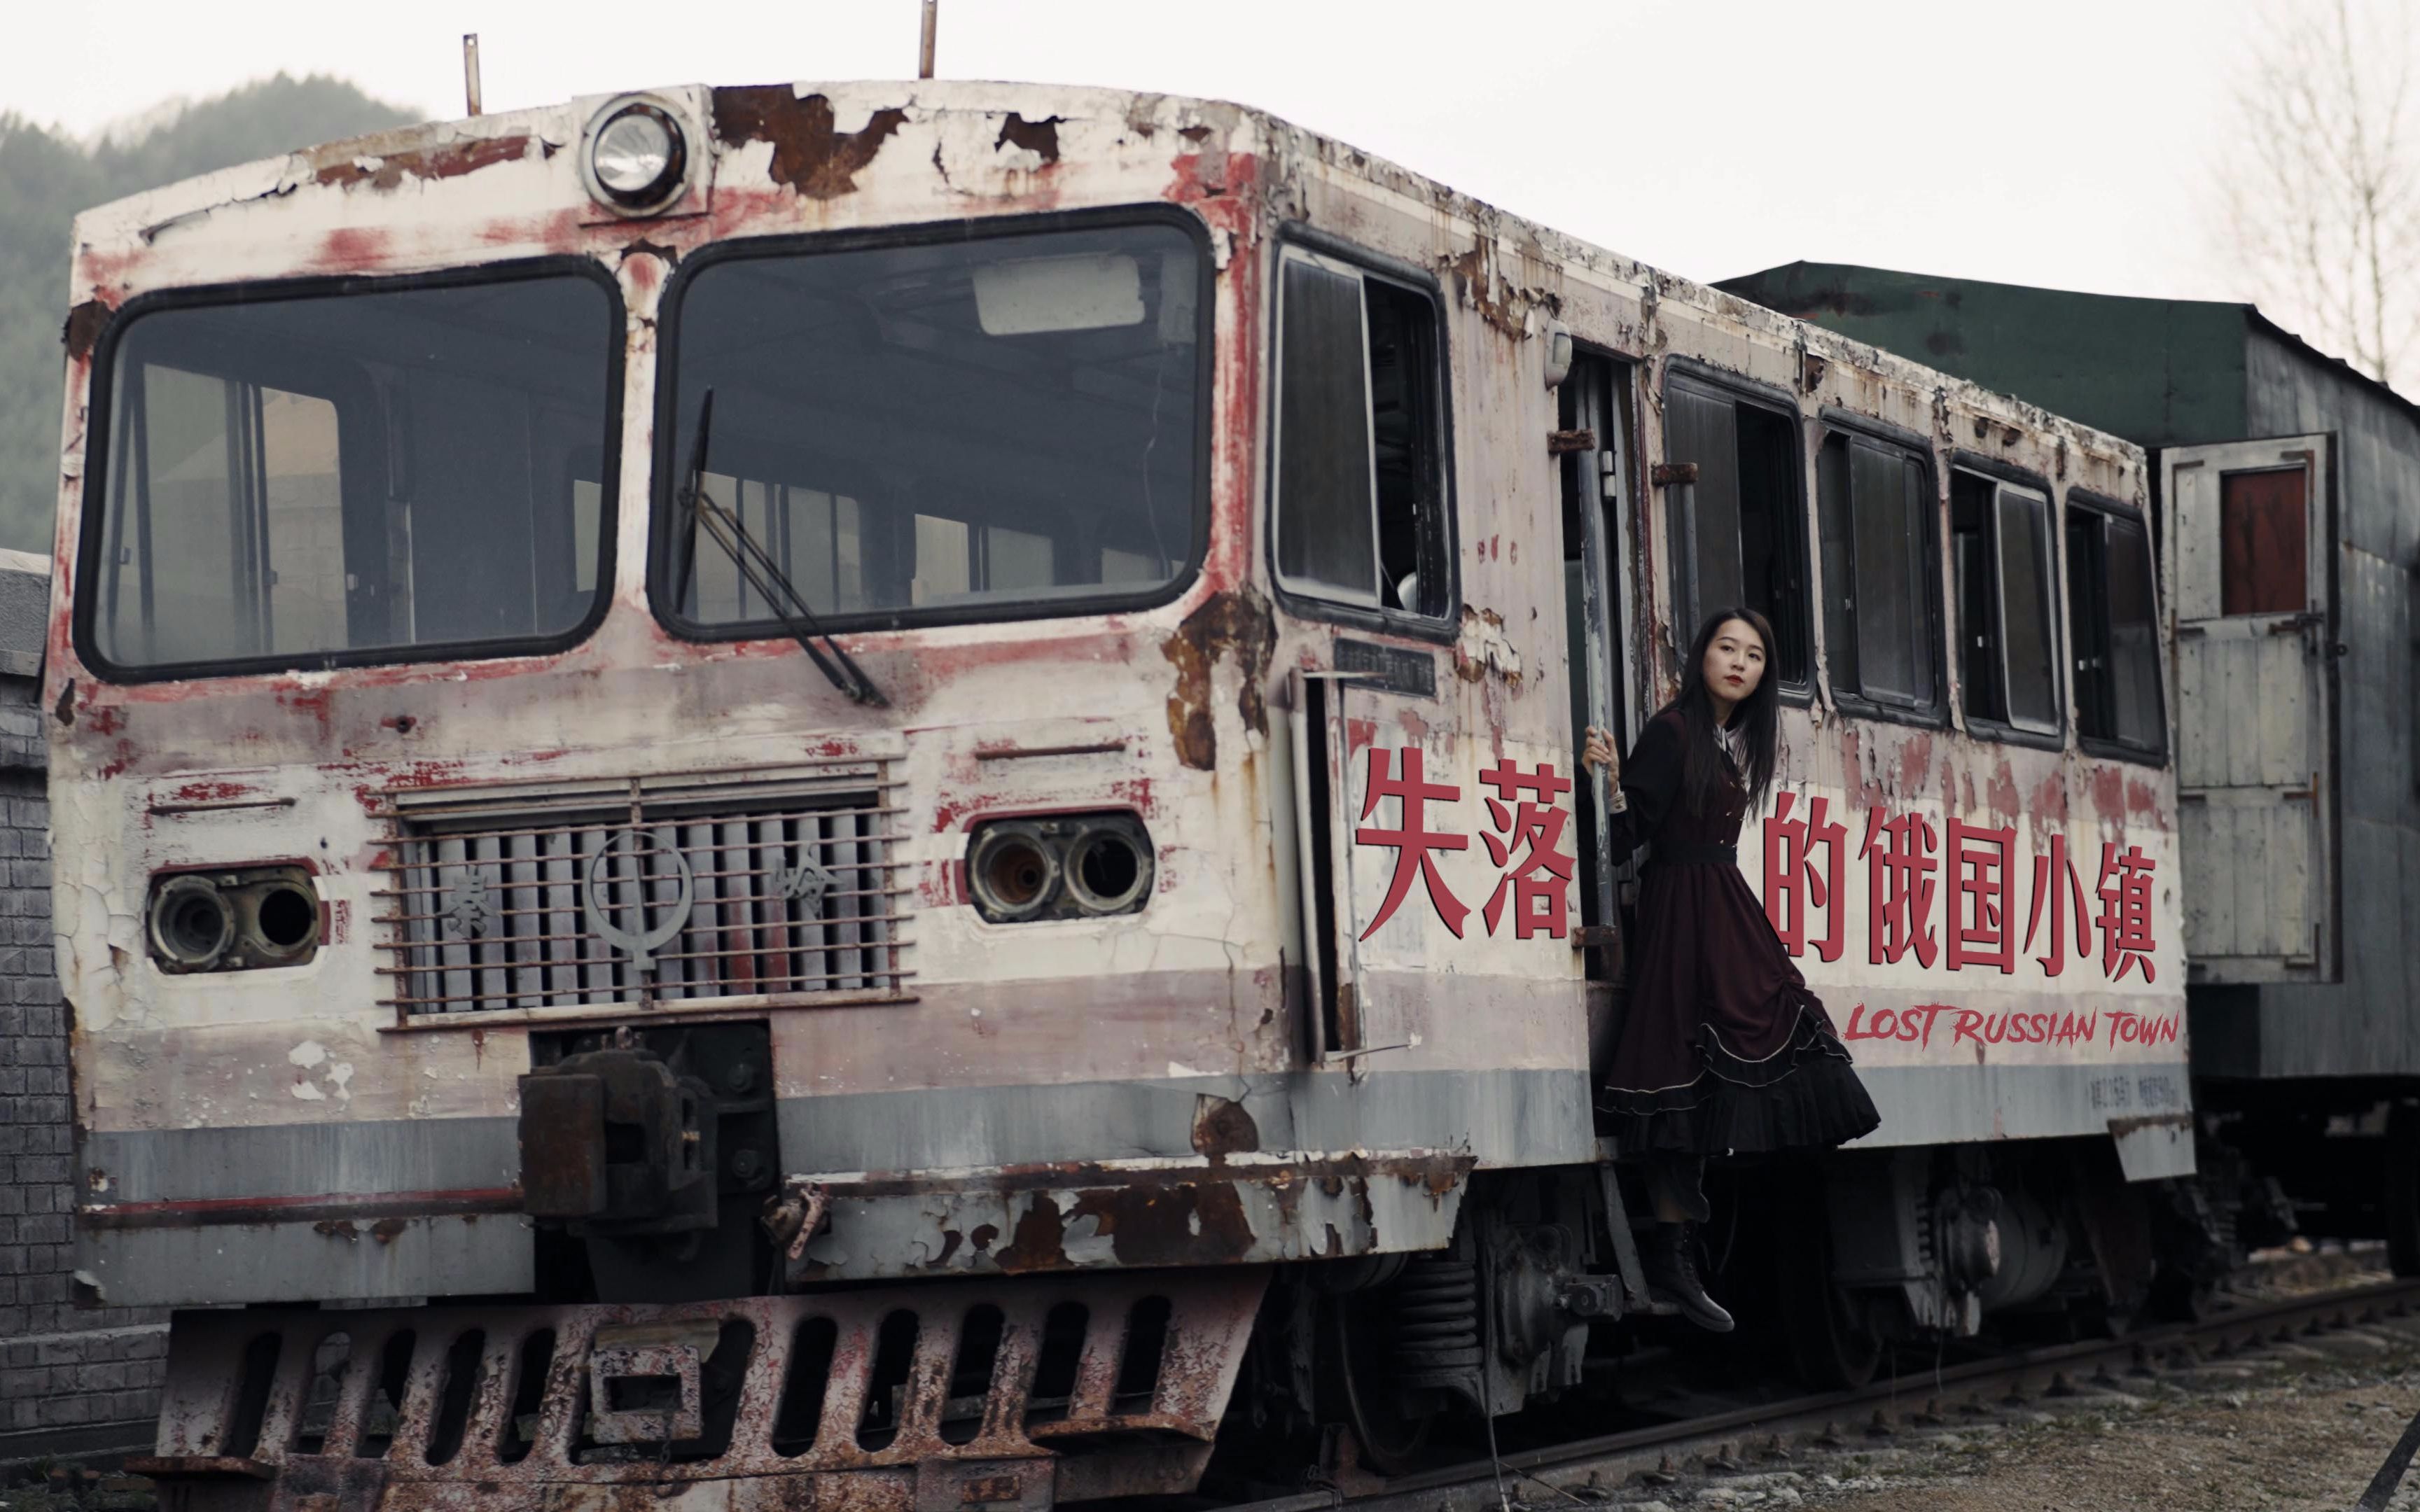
[146,866,323,973]
[966,813,1155,923]
[968,822,1062,923]
[150,876,234,970]
[583,99,687,213]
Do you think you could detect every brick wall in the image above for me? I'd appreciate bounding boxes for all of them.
[0,568,169,1459]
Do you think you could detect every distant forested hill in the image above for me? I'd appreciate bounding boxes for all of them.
[0,74,417,555]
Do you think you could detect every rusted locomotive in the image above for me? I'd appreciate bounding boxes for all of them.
[53,80,2189,1504]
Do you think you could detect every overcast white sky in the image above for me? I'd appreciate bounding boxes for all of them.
[0,0,2333,306]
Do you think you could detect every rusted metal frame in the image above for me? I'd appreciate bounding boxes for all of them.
[373,755,898,808]
[138,1271,1270,1485]
[371,882,910,930]
[373,804,906,854]
[794,1148,1471,1199]
[376,987,921,1029]
[882,757,907,988]
[382,958,915,1002]
[371,792,898,833]
[370,854,910,892]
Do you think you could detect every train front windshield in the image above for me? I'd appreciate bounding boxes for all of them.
[654,217,1209,635]
[82,267,621,676]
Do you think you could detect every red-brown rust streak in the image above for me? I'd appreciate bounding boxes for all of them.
[313,133,535,190]
[62,300,112,361]
[714,88,906,200]
[80,1185,522,1230]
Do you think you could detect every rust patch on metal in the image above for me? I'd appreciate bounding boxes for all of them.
[1190,1094,1260,1158]
[996,113,1063,163]
[714,89,907,200]
[1068,1182,1253,1268]
[368,1217,409,1245]
[1160,588,1276,771]
[312,134,534,190]
[1444,246,1536,339]
[619,237,682,267]
[992,1194,1069,1273]
[2106,1112,2192,1138]
[62,300,111,361]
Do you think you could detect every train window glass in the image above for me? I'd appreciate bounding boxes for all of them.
[1998,489,2057,728]
[2068,504,2164,757]
[1950,469,2059,736]
[1274,254,1377,602]
[1816,432,1937,713]
[85,270,618,675]
[1662,376,1809,685]
[657,217,1206,634]
[572,479,603,595]
[1272,246,1449,620]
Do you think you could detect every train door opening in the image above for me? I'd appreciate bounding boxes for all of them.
[1558,353,1635,997]
[2162,435,2342,983]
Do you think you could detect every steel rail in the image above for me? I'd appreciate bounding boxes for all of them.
[1224,1274,2420,1512]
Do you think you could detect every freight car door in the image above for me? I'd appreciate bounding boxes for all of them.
[2163,434,2340,983]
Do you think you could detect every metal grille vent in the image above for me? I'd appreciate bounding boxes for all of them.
[375,762,908,1017]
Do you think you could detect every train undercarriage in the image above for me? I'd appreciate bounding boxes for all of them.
[127,1128,2220,1508]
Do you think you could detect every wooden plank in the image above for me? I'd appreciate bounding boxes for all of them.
[2224,636,2261,788]
[2176,465,2223,618]
[2258,637,2308,788]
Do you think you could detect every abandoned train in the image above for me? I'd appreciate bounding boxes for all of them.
[55,81,2196,1504]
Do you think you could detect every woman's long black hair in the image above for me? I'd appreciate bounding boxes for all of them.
[1666,606,1781,815]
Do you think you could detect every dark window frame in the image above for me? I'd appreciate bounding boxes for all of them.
[1814,410,1945,728]
[1658,358,1814,704]
[2066,488,2167,766]
[1263,223,1460,646]
[72,256,625,685]
[648,205,1218,643]
[1947,452,2066,751]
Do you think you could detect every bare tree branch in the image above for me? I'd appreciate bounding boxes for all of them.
[2216,0,2419,391]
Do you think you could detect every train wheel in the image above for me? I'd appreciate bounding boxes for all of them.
[1775,1174,1884,1390]
[1319,1289,1435,1475]
[2386,1103,2420,1278]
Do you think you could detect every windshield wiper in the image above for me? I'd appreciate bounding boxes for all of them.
[675,389,887,708]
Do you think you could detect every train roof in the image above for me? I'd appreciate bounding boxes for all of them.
[69,80,2145,474]
[1721,259,2420,447]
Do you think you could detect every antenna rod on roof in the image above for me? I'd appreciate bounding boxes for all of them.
[463,34,483,117]
[919,1,938,79]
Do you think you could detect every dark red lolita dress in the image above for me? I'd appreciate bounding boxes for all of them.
[1596,708,1881,1159]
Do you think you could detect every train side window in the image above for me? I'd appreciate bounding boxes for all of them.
[1272,246,1451,621]
[1950,469,2060,737]
[1816,431,1938,715]
[1662,375,1809,686]
[2067,500,2164,759]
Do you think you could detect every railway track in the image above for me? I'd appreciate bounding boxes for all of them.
[1225,1269,2420,1512]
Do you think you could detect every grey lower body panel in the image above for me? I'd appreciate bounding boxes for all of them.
[1851,1060,2195,1159]
[78,1212,534,1308]
[76,1066,1589,1306]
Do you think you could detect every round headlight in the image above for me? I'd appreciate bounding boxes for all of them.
[589,102,685,209]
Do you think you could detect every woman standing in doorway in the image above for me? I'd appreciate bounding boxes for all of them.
[1582,608,1881,1331]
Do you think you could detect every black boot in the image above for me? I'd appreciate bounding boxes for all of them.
[1643,1223,1734,1333]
